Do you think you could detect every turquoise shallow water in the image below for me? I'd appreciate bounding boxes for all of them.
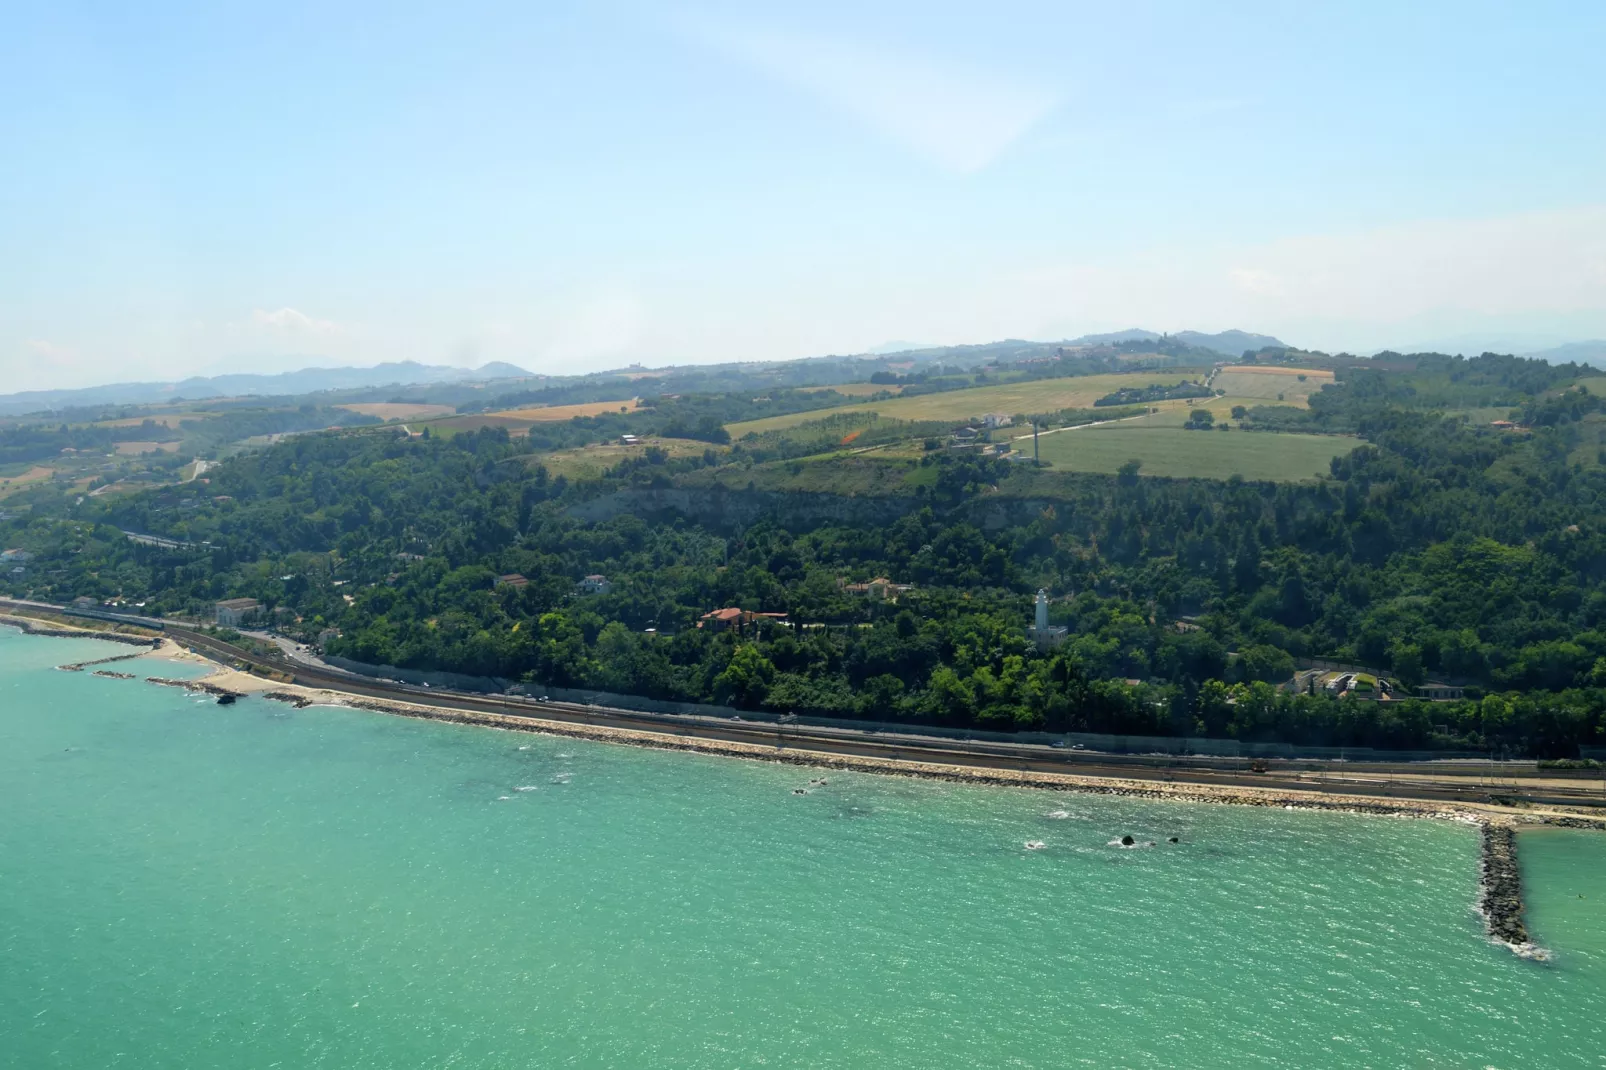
[3,628,1605,1069]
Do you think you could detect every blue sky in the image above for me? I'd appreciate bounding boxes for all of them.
[2,1,1604,390]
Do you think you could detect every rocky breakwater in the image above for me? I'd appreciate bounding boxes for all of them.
[57,651,148,672]
[144,676,244,700]
[1479,822,1537,954]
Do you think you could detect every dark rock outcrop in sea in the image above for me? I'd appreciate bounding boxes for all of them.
[144,676,244,700]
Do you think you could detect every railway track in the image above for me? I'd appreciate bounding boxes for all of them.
[6,598,1604,811]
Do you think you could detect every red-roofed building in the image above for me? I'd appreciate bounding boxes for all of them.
[697,608,788,634]
[698,607,745,632]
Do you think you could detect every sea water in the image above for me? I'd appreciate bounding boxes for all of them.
[2,627,1603,1069]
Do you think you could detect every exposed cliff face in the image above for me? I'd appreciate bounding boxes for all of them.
[566,486,919,529]
[566,485,1076,531]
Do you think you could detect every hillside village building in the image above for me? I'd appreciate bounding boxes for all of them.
[214,598,263,627]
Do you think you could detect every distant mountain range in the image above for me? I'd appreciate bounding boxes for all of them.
[0,361,532,417]
[1061,329,1289,358]
[1524,340,1606,368]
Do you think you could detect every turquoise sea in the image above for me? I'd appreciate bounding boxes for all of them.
[3,627,1604,1069]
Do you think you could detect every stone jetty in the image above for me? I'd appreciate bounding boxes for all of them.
[1479,823,1531,951]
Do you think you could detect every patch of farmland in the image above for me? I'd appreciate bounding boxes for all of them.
[338,403,457,421]
[797,382,904,397]
[95,412,212,429]
[1210,366,1334,406]
[0,465,56,497]
[420,399,643,436]
[496,399,642,421]
[113,441,181,455]
[525,437,724,479]
[1034,424,1355,482]
[726,371,1204,437]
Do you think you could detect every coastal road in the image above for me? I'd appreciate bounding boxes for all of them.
[155,625,1606,812]
[6,598,1605,813]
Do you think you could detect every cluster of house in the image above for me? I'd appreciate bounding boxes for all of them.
[1287,667,1466,702]
[696,607,789,634]
[492,573,612,595]
[948,414,1021,457]
[2,547,30,578]
[837,576,914,600]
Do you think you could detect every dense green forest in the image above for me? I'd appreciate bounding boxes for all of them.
[3,352,1604,756]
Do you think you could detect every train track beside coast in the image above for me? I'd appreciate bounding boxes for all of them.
[5,597,1606,816]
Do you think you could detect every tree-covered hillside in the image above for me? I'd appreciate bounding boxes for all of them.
[2,353,1604,756]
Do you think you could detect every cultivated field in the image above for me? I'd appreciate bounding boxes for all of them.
[418,399,644,437]
[0,465,56,497]
[525,437,724,480]
[113,441,180,455]
[496,400,642,421]
[727,372,1204,437]
[1210,366,1333,406]
[95,412,212,429]
[1033,425,1355,481]
[338,403,456,421]
[797,382,904,397]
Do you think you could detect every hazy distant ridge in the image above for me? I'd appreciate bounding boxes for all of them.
[0,360,532,416]
[1061,328,1289,357]
[1523,340,1606,368]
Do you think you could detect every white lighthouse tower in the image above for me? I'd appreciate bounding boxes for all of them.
[1028,588,1067,649]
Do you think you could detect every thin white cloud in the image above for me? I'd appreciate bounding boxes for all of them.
[692,20,1055,173]
[1228,268,1283,297]
[248,307,343,335]
[24,338,77,360]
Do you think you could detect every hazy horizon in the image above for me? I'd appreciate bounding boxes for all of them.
[4,2,1604,393]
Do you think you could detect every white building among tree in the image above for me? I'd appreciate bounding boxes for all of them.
[1027,589,1067,649]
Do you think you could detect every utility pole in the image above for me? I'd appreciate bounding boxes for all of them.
[1033,420,1040,466]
